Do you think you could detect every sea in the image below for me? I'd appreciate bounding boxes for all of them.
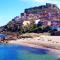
[0,43,59,60]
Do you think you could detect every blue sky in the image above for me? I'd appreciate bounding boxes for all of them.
[0,0,60,26]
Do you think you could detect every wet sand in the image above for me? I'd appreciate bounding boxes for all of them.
[8,36,60,54]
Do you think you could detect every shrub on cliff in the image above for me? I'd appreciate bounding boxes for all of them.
[43,26,51,32]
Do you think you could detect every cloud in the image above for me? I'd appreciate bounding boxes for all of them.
[19,0,60,5]
[34,0,50,2]
[33,0,59,4]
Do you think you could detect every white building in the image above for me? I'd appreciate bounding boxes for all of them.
[47,21,51,26]
[23,21,30,26]
[35,19,40,24]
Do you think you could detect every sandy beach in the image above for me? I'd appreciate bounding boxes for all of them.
[8,36,60,54]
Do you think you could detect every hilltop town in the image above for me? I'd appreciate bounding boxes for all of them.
[0,3,60,36]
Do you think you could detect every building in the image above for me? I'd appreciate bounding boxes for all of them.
[23,21,30,26]
[35,19,40,24]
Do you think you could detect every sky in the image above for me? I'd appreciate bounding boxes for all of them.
[0,0,60,27]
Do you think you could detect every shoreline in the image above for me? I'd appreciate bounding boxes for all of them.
[8,36,60,54]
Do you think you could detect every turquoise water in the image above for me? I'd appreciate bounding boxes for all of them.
[0,44,58,60]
